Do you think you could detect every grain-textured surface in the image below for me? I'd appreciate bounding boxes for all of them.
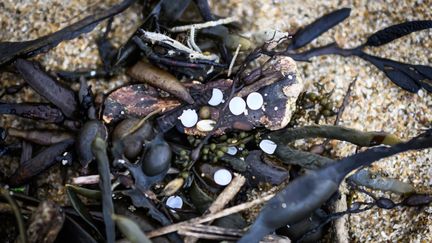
[1,0,431,242]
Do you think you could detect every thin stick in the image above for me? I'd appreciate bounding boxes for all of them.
[169,17,238,32]
[334,76,357,126]
[185,174,246,243]
[208,173,245,213]
[322,76,357,148]
[228,44,242,77]
[146,193,275,238]
[71,174,114,185]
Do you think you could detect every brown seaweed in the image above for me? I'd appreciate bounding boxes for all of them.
[239,131,432,243]
[9,139,74,186]
[15,59,78,118]
[0,0,136,66]
[0,102,64,123]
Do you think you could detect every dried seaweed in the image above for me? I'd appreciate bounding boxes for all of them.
[0,102,64,123]
[15,59,78,118]
[0,0,136,66]
[7,128,73,146]
[9,139,74,186]
[26,201,65,243]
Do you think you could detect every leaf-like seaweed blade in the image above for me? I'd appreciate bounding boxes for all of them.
[414,65,432,92]
[365,20,432,47]
[0,0,136,66]
[290,8,351,49]
[358,53,422,93]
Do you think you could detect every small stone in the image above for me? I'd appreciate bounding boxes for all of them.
[213,169,232,186]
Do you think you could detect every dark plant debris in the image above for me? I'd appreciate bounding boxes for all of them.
[0,1,431,243]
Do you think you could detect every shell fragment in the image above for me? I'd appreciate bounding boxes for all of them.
[259,139,277,154]
[166,195,183,209]
[196,119,216,132]
[208,88,224,106]
[229,97,246,115]
[178,109,198,127]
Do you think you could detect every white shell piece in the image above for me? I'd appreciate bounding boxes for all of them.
[246,92,264,110]
[208,88,224,106]
[166,196,183,209]
[196,119,216,132]
[178,109,198,127]
[213,169,232,186]
[259,139,277,154]
[226,146,238,155]
[229,97,246,115]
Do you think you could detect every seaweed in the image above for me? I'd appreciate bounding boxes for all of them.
[264,9,432,93]
[15,59,78,118]
[1,2,431,242]
[0,0,136,66]
[289,8,351,50]
[239,131,432,242]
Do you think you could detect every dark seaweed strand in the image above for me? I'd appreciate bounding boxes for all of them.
[92,137,115,243]
[263,16,432,93]
[239,131,432,243]
[0,0,136,66]
[289,8,351,50]
[365,20,432,47]
[268,125,400,147]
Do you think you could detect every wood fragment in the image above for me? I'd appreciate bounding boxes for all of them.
[146,193,275,238]
[185,174,246,243]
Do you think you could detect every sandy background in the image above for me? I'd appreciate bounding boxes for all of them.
[1,0,431,242]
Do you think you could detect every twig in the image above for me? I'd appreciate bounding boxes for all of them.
[185,174,246,243]
[208,173,246,213]
[322,76,357,147]
[334,77,357,126]
[169,17,238,32]
[71,174,114,185]
[146,193,275,238]
[228,44,242,77]
[188,27,201,52]
[138,29,218,61]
